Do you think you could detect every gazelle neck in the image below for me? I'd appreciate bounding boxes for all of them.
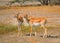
[23,17,29,26]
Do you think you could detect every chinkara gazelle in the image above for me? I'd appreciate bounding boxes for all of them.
[16,13,47,38]
[15,13,23,37]
[23,14,47,38]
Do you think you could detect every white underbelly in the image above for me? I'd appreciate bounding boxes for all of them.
[32,23,40,26]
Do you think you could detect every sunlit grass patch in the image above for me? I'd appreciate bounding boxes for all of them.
[21,25,43,33]
[21,25,30,33]
[0,24,57,34]
[0,25,17,34]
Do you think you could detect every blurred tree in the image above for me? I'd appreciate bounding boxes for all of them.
[15,0,20,2]
[48,0,60,5]
[38,0,43,5]
[8,0,60,6]
[38,0,48,5]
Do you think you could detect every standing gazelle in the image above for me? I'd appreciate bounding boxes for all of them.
[15,13,23,37]
[23,14,47,38]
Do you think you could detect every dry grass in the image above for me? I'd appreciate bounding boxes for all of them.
[0,24,57,34]
[0,25,17,34]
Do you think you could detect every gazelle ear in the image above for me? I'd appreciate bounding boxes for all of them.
[23,14,28,17]
[17,12,20,16]
[14,12,20,18]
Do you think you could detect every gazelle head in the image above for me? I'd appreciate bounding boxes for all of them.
[23,14,28,19]
[23,14,30,23]
[14,12,23,22]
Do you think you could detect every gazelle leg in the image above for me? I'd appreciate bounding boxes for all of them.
[35,32,36,36]
[41,25,47,38]
[44,27,47,38]
[17,25,21,37]
[17,22,22,37]
[30,25,32,37]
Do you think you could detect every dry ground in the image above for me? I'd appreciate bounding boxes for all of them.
[0,6,60,43]
[0,27,60,43]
